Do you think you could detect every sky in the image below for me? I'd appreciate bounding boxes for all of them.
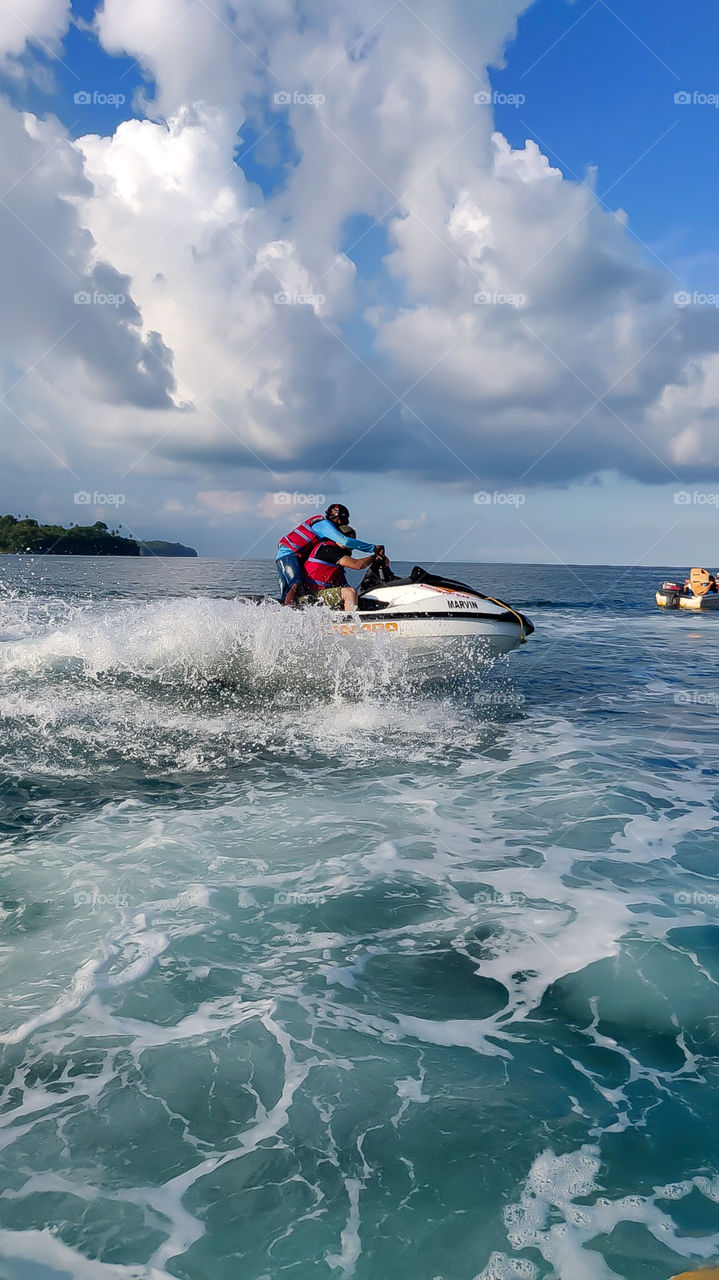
[1,0,718,565]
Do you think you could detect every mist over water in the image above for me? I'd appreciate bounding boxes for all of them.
[1,556,718,1280]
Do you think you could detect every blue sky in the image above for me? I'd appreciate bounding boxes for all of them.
[1,0,718,564]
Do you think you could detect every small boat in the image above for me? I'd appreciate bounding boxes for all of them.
[656,567,719,611]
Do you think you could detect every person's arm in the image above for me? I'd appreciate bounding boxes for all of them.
[311,518,375,552]
[338,553,375,570]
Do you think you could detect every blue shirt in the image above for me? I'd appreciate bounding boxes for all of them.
[276,518,374,559]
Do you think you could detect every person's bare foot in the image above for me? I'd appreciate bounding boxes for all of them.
[283,583,301,608]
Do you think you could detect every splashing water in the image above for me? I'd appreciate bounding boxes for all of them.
[1,556,719,1280]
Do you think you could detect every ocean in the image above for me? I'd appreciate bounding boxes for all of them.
[0,555,718,1280]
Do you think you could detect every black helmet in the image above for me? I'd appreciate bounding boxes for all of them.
[326,503,350,524]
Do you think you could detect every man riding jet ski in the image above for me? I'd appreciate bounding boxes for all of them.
[276,502,383,607]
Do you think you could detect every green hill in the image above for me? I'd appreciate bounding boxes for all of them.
[0,516,139,556]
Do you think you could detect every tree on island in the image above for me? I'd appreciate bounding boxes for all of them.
[0,515,140,556]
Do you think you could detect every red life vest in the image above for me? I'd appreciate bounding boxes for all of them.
[277,513,325,559]
[303,542,346,589]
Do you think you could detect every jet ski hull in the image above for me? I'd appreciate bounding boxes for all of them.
[330,611,529,653]
[343,571,534,655]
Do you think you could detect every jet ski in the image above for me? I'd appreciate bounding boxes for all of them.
[329,564,534,655]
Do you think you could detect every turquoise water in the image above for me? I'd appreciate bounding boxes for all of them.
[0,556,718,1280]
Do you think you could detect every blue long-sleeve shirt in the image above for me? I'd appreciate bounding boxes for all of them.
[276,518,375,560]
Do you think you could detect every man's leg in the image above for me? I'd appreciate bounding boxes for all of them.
[277,553,303,606]
[340,586,358,612]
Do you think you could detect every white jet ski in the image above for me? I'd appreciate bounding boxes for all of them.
[330,565,534,655]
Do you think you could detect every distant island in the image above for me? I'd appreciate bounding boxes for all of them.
[139,540,197,558]
[0,515,197,557]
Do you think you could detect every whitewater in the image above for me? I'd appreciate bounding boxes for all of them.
[0,554,718,1280]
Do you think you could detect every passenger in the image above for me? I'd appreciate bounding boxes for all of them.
[302,525,387,612]
[276,503,379,607]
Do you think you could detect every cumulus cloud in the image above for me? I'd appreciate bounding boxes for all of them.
[1,0,719,530]
[0,0,70,62]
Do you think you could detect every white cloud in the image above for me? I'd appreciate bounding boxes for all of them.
[0,0,70,61]
[394,513,427,532]
[1,0,719,554]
